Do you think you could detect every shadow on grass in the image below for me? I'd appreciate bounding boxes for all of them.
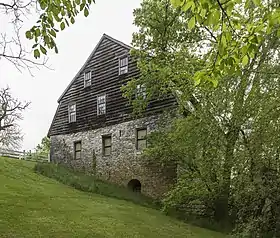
[34,162,160,209]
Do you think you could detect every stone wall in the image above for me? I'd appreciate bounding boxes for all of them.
[50,115,176,198]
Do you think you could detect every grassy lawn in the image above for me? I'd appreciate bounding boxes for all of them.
[0,158,225,238]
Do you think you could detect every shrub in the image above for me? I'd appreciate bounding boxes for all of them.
[34,162,159,209]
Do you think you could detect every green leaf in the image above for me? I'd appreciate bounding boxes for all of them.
[253,0,260,6]
[61,8,66,16]
[84,8,89,17]
[40,45,47,55]
[221,35,226,47]
[35,28,40,37]
[201,9,206,18]
[70,17,75,24]
[242,55,249,66]
[75,0,80,4]
[54,45,58,54]
[34,49,40,59]
[60,22,65,30]
[32,43,38,49]
[209,77,218,87]
[49,29,56,38]
[25,31,32,39]
[39,1,47,10]
[212,10,220,26]
[182,1,193,12]
[188,16,196,30]
[170,0,183,8]
[80,3,85,11]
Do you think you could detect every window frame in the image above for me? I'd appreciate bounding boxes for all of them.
[74,141,82,159]
[119,56,128,75]
[136,84,146,99]
[102,135,112,156]
[97,94,106,115]
[136,128,147,151]
[84,71,92,88]
[68,102,76,123]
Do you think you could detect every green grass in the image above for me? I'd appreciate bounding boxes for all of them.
[34,162,158,209]
[0,158,225,238]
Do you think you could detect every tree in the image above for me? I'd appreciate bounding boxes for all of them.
[169,0,280,85]
[35,136,50,156]
[124,0,280,234]
[0,0,95,72]
[0,87,30,148]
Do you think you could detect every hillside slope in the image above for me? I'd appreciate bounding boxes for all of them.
[0,158,224,238]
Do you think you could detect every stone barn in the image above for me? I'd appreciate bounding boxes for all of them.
[48,34,176,198]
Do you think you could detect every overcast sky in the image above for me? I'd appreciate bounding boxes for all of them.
[0,0,141,150]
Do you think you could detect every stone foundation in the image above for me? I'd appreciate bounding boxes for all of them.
[50,115,176,198]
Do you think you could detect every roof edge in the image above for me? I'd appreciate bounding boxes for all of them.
[57,33,131,103]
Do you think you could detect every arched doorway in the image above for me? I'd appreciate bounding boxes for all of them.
[128,179,141,193]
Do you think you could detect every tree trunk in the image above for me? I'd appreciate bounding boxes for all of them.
[214,129,239,222]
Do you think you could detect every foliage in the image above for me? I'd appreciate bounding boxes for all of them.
[170,0,280,85]
[34,136,50,156]
[34,162,158,209]
[233,167,280,236]
[0,0,95,71]
[1,157,225,238]
[126,0,280,236]
[122,0,203,115]
[26,0,94,57]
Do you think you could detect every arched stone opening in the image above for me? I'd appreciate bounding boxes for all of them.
[128,179,141,193]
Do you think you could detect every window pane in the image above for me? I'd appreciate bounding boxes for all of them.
[104,147,111,156]
[85,78,91,87]
[137,139,147,150]
[120,66,128,74]
[137,129,147,140]
[98,104,106,115]
[85,71,91,80]
[104,137,111,147]
[75,142,81,151]
[69,104,76,112]
[69,112,76,123]
[120,57,128,67]
[75,151,81,159]
[97,95,106,104]
[136,84,146,98]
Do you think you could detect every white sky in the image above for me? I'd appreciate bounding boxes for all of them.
[0,0,141,150]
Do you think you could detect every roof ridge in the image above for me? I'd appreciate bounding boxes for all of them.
[103,33,132,49]
[57,34,131,103]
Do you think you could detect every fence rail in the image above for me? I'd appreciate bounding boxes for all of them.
[0,148,50,162]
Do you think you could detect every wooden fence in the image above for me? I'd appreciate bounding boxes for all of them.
[0,148,50,162]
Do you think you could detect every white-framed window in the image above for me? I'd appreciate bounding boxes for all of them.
[102,135,112,156]
[136,84,146,99]
[84,71,92,87]
[97,94,106,115]
[74,141,81,159]
[136,128,147,150]
[68,103,76,123]
[119,56,128,75]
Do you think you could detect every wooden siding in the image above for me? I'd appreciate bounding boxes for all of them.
[48,35,176,136]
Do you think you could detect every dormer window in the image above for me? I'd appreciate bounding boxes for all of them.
[84,71,92,87]
[68,103,76,123]
[97,94,106,115]
[119,56,128,75]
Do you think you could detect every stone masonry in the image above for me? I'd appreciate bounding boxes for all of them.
[50,115,176,198]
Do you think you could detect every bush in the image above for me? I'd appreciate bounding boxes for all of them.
[34,163,159,209]
[232,167,280,237]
